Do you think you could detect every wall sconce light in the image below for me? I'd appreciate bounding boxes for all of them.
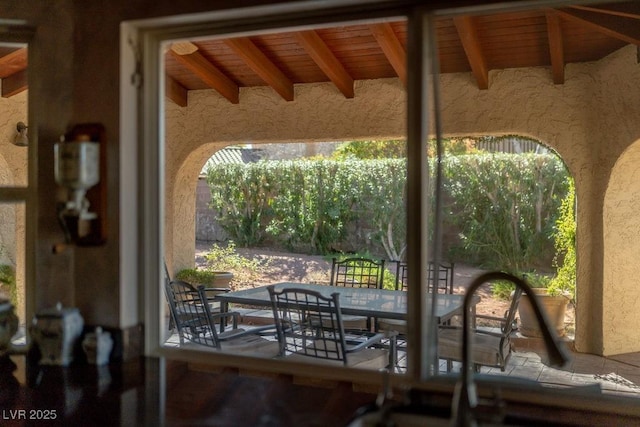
[13,122,28,147]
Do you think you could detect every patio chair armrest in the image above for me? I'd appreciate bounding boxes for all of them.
[475,314,507,324]
[201,287,231,293]
[345,332,391,352]
[476,314,505,321]
[438,324,504,338]
[209,310,241,328]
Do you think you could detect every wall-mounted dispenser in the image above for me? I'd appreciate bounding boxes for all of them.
[54,123,107,245]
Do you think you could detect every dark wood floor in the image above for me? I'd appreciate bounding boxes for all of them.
[0,355,378,427]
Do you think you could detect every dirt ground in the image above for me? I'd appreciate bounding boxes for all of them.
[195,242,575,335]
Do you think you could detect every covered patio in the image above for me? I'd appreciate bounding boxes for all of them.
[158,3,640,358]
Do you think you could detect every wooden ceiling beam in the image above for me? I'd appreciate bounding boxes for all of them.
[453,16,489,90]
[0,48,27,79]
[225,37,294,101]
[170,44,239,104]
[295,30,354,98]
[368,23,406,86]
[555,7,640,45]
[569,3,640,20]
[2,69,27,97]
[165,75,188,107]
[546,11,565,85]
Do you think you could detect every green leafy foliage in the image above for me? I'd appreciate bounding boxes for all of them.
[0,264,16,305]
[331,139,406,160]
[206,163,274,246]
[444,153,569,273]
[265,160,356,253]
[491,271,552,300]
[175,268,218,286]
[204,241,270,288]
[328,252,397,290]
[207,159,407,257]
[547,178,576,301]
[206,153,569,274]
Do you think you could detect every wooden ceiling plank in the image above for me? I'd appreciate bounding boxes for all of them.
[453,16,489,90]
[368,23,406,85]
[2,69,27,97]
[169,49,239,104]
[555,7,640,45]
[225,37,294,101]
[546,11,565,84]
[165,75,188,107]
[294,30,354,98]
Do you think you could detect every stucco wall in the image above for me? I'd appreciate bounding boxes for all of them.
[0,91,28,187]
[166,45,640,355]
[604,141,640,355]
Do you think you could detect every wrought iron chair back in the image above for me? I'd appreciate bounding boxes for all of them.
[394,261,455,294]
[268,286,347,363]
[164,279,223,348]
[330,257,385,289]
[268,285,396,368]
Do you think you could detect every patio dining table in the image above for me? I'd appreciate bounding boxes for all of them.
[217,282,480,373]
[216,282,479,324]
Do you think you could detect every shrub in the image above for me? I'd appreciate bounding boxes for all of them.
[204,241,270,288]
[547,178,576,301]
[175,268,218,286]
[205,153,569,273]
[0,264,16,305]
[444,153,569,272]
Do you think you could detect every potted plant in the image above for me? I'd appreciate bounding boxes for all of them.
[518,272,570,338]
[518,180,575,338]
[175,268,234,292]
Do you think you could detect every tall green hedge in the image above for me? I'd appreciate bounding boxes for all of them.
[206,154,569,271]
[443,153,569,272]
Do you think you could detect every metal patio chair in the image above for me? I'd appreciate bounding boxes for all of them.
[379,260,456,335]
[438,286,524,371]
[330,257,385,331]
[164,279,279,357]
[392,260,455,293]
[267,285,395,369]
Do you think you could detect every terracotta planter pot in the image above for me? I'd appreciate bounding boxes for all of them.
[518,288,569,338]
[210,271,233,288]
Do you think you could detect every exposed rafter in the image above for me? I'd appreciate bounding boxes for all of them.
[368,23,406,86]
[0,47,27,79]
[170,43,239,104]
[166,75,188,107]
[546,11,565,85]
[225,37,294,101]
[295,30,354,98]
[555,6,640,45]
[453,15,489,90]
[569,3,640,20]
[2,69,26,97]
[0,8,637,102]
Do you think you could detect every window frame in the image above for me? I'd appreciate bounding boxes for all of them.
[0,22,36,339]
[129,0,607,387]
